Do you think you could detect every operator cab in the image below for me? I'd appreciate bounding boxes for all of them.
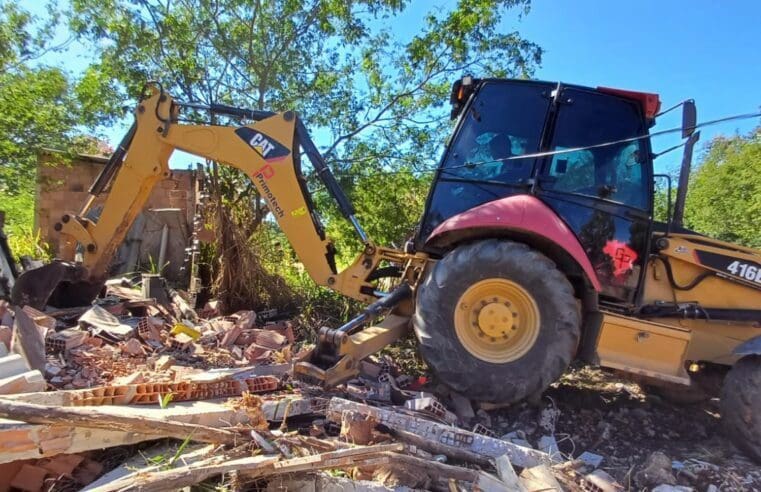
[419,77,660,307]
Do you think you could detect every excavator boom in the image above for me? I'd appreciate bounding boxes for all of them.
[12,84,426,311]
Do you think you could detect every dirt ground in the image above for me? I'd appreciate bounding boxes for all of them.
[483,365,761,491]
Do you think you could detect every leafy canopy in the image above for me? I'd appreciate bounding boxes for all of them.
[66,0,543,271]
[0,2,114,257]
[685,128,761,247]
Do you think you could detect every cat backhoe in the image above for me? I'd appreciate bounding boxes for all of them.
[11,79,761,461]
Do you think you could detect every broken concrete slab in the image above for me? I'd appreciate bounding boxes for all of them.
[495,454,526,492]
[0,353,30,378]
[538,435,561,462]
[326,398,550,468]
[12,308,46,373]
[0,369,45,395]
[0,400,253,463]
[263,397,328,422]
[578,450,604,468]
[519,464,563,492]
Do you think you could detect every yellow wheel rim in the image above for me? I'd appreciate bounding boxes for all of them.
[454,278,540,364]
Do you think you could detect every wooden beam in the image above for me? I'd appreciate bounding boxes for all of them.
[96,443,404,492]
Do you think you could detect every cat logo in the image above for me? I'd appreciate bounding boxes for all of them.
[235,127,290,162]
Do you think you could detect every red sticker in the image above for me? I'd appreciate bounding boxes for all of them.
[602,240,638,277]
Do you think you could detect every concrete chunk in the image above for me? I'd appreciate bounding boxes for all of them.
[0,369,45,395]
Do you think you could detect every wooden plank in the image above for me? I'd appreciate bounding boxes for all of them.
[96,444,403,492]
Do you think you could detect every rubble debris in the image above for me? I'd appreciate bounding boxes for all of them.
[79,305,134,341]
[326,397,551,468]
[0,369,46,394]
[98,444,404,492]
[635,451,677,488]
[12,307,46,372]
[265,474,407,492]
[154,354,175,371]
[0,399,253,463]
[10,463,49,492]
[121,338,145,356]
[83,443,214,490]
[577,450,604,468]
[45,328,88,353]
[519,464,563,492]
[538,434,561,461]
[580,469,624,492]
[0,270,755,492]
[340,410,378,445]
[0,398,240,444]
[403,395,457,424]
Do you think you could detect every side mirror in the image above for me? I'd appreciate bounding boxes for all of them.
[682,100,697,138]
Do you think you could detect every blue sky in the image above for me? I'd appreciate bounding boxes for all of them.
[24,0,761,173]
[512,0,761,172]
[397,0,760,174]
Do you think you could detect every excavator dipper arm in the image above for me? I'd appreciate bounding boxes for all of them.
[12,84,429,386]
[13,84,427,309]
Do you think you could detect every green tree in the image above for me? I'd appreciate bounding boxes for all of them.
[67,0,542,308]
[0,2,118,257]
[685,128,761,247]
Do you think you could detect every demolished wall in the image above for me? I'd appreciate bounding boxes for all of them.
[35,151,197,283]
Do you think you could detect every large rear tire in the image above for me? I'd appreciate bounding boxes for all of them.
[413,239,580,403]
[721,355,761,463]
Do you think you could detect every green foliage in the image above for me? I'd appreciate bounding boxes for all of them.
[685,128,761,247]
[66,0,543,313]
[159,392,174,409]
[653,176,674,223]
[0,2,118,257]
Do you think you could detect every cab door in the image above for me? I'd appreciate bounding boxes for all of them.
[536,87,653,306]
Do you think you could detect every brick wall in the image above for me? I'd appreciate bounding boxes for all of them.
[36,151,197,282]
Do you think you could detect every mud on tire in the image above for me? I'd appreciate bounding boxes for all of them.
[721,355,761,463]
[412,239,581,403]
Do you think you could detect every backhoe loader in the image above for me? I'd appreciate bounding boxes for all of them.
[10,79,761,461]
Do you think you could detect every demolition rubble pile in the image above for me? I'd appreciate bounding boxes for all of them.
[0,280,752,491]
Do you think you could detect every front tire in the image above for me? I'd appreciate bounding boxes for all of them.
[413,239,580,403]
[721,355,761,462]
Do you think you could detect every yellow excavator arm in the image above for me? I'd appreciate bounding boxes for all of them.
[13,83,425,310]
[11,83,429,387]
